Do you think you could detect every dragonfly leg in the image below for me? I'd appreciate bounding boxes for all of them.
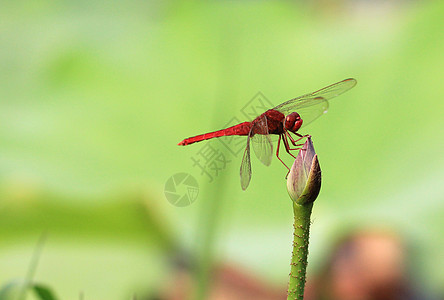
[282,134,298,158]
[276,135,290,171]
[287,131,310,147]
[285,132,304,149]
[282,134,308,179]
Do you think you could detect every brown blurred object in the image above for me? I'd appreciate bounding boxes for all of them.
[153,230,434,300]
[304,230,430,300]
[158,260,287,300]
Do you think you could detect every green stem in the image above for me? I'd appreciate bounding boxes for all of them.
[18,232,47,300]
[287,201,313,300]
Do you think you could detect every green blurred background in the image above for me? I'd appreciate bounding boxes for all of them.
[1,0,443,299]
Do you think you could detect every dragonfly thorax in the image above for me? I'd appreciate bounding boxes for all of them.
[284,112,303,133]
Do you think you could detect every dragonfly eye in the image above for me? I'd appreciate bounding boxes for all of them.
[284,112,303,133]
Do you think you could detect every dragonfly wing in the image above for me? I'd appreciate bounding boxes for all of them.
[274,78,356,126]
[251,115,273,166]
[240,134,252,190]
[296,98,329,128]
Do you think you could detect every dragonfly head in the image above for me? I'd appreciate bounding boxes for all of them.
[284,112,303,133]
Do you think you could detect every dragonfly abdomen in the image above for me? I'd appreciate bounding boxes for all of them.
[178,122,251,146]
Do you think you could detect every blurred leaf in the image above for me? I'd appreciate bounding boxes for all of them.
[32,283,59,300]
[0,191,176,252]
[0,280,59,300]
[0,279,22,300]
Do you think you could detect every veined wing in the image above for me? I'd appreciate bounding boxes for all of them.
[240,134,252,190]
[273,78,357,127]
[250,114,273,166]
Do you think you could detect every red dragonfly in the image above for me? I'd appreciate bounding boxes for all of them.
[178,78,357,190]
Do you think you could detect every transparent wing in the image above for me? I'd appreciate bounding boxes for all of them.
[251,115,273,166]
[295,98,329,128]
[240,134,252,190]
[273,78,357,126]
